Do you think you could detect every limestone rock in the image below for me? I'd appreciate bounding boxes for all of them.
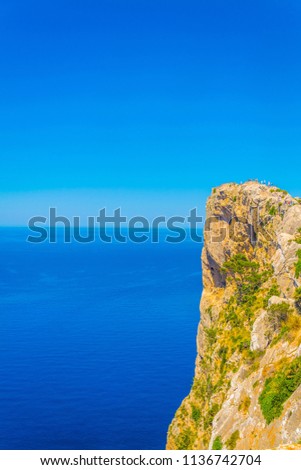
[250,309,269,351]
[167,182,301,450]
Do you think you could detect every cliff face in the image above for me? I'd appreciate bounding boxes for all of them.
[167,182,301,450]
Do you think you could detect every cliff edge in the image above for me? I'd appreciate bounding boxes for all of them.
[167,182,301,450]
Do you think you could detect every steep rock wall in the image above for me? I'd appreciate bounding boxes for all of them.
[167,182,301,450]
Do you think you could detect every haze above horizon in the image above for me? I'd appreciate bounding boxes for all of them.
[1,1,301,224]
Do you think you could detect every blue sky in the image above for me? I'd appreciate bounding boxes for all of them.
[1,0,301,224]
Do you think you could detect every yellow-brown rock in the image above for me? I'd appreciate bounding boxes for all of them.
[167,182,301,450]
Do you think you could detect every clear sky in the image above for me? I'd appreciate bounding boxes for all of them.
[1,0,301,224]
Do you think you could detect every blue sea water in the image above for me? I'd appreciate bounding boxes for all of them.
[0,228,202,450]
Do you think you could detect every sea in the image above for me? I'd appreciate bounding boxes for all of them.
[0,228,202,450]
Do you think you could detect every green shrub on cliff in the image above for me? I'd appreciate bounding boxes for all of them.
[212,436,223,450]
[267,302,292,331]
[205,327,218,347]
[269,206,277,216]
[259,356,301,424]
[222,254,258,277]
[175,428,196,450]
[263,284,281,308]
[191,405,201,424]
[226,430,240,449]
[295,250,301,278]
[203,403,220,430]
[222,254,270,304]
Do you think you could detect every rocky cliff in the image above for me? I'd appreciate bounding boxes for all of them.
[167,182,301,450]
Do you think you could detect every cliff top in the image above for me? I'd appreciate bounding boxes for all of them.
[212,181,298,203]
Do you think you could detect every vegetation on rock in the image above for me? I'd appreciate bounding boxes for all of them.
[295,249,301,278]
[259,356,301,424]
[222,254,271,304]
[226,430,240,450]
[267,302,292,331]
[212,436,223,450]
